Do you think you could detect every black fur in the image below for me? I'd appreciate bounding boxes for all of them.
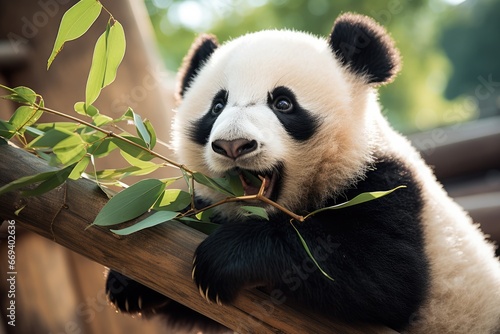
[189,89,228,145]
[177,34,219,98]
[267,86,320,141]
[329,13,400,85]
[192,155,429,331]
[106,270,169,314]
[106,270,228,331]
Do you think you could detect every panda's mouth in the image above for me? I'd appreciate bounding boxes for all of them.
[234,166,282,201]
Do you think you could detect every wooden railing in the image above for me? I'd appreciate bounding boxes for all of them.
[410,116,500,243]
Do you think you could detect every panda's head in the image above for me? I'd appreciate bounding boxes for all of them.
[172,13,400,216]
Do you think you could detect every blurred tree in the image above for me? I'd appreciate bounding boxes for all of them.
[144,0,479,132]
[441,0,500,119]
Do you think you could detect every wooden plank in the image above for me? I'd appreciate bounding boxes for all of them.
[0,144,396,334]
[409,117,500,180]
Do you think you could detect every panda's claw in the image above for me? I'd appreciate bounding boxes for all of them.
[198,285,205,299]
[137,296,142,310]
[191,265,196,280]
[125,299,130,312]
[216,294,222,306]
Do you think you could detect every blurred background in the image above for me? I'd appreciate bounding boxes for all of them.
[145,0,500,133]
[0,0,499,333]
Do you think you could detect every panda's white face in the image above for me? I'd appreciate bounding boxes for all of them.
[173,30,381,213]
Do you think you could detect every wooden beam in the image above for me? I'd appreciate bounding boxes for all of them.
[0,144,396,334]
[409,116,500,180]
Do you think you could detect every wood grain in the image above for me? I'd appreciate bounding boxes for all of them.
[0,144,396,334]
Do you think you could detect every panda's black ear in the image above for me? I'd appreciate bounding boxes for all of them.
[328,13,401,85]
[177,34,219,99]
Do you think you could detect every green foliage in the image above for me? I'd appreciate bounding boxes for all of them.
[0,164,76,197]
[240,206,269,220]
[47,0,102,69]
[111,211,179,235]
[304,186,407,219]
[92,179,165,227]
[192,172,236,197]
[0,86,44,140]
[290,221,334,281]
[86,20,126,106]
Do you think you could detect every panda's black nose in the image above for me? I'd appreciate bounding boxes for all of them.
[212,139,258,159]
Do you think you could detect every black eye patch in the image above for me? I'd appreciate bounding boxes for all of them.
[188,89,228,145]
[267,86,320,141]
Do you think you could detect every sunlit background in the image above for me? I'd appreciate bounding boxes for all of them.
[143,0,500,133]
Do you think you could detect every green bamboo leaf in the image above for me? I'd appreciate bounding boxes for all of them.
[69,156,90,180]
[85,20,126,106]
[120,151,159,169]
[52,133,87,165]
[9,105,44,134]
[0,170,59,196]
[154,189,191,212]
[47,0,102,69]
[290,221,334,281]
[227,171,244,196]
[93,167,140,180]
[144,119,156,149]
[114,107,134,122]
[195,208,215,223]
[78,130,106,144]
[178,217,219,235]
[85,27,107,106]
[111,136,155,161]
[92,114,113,126]
[86,104,100,117]
[74,101,86,115]
[0,120,16,139]
[24,126,45,138]
[92,179,165,227]
[181,169,193,195]
[240,206,269,220]
[133,112,151,148]
[305,186,407,219]
[2,86,38,104]
[22,164,76,196]
[74,102,99,117]
[159,176,183,187]
[27,128,73,148]
[102,20,125,87]
[192,172,235,197]
[88,138,117,158]
[33,122,80,132]
[110,210,178,235]
[95,165,159,180]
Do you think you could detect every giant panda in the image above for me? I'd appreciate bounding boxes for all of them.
[106,13,500,333]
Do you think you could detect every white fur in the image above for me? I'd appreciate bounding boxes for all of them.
[172,29,500,332]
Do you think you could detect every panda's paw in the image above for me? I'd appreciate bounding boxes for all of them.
[192,248,243,305]
[105,269,170,314]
